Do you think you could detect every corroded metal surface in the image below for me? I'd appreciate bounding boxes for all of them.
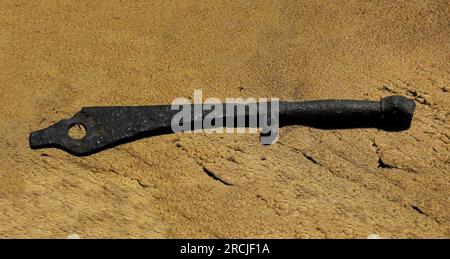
[29,95,415,156]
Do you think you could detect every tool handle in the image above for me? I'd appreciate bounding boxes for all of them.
[281,95,415,131]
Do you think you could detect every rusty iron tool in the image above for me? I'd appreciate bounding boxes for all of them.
[29,95,415,156]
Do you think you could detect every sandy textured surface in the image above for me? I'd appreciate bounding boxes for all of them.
[0,0,449,238]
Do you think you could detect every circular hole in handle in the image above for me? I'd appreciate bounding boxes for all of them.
[68,123,87,140]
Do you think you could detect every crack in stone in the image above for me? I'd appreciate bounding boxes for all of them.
[371,140,396,169]
[406,89,432,106]
[201,165,233,186]
[302,152,319,165]
[411,205,426,215]
[377,157,394,169]
[174,141,233,186]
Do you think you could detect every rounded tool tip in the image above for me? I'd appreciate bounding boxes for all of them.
[29,130,53,149]
[380,95,416,131]
[29,131,42,149]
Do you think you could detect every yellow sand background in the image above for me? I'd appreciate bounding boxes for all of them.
[0,0,449,238]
